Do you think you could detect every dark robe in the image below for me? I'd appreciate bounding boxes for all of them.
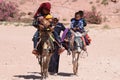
[48,22,65,73]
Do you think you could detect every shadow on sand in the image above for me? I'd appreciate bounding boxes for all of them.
[57,72,74,77]
[14,75,42,80]
[14,72,42,80]
[14,72,74,79]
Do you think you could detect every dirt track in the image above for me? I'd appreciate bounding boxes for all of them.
[0,25,120,80]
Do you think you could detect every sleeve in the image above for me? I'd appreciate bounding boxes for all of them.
[32,14,43,28]
[32,18,39,28]
[60,23,66,31]
[79,20,84,29]
[71,18,75,22]
[70,20,74,29]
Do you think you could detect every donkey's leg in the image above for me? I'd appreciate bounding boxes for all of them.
[42,56,47,78]
[75,53,80,75]
[72,52,80,75]
[72,52,77,75]
[43,54,51,78]
[46,54,52,77]
[74,56,78,75]
[40,57,44,79]
[45,56,49,78]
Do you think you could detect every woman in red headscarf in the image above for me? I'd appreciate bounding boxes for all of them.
[32,2,64,53]
[32,2,65,75]
[33,2,51,27]
[32,2,51,53]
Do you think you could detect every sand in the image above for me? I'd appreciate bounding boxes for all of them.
[0,24,120,80]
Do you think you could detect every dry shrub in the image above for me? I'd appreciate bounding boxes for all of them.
[0,0,20,21]
[101,0,109,5]
[84,6,102,24]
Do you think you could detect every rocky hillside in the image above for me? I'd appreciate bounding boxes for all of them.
[4,0,120,25]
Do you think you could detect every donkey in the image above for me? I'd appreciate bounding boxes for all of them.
[36,19,55,79]
[62,28,87,75]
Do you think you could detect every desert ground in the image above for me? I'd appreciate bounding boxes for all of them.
[0,24,120,80]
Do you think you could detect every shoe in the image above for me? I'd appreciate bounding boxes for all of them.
[32,49,39,57]
[58,47,65,55]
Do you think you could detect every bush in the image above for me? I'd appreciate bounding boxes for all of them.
[96,0,100,3]
[63,18,67,21]
[111,0,117,3]
[84,7,102,24]
[101,0,109,6]
[102,24,110,29]
[72,0,77,2]
[89,1,93,4]
[0,1,19,21]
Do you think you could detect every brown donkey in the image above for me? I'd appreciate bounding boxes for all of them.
[36,19,54,79]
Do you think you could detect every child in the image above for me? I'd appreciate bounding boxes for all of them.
[78,10,91,46]
[71,11,86,33]
[46,14,65,53]
[70,11,91,51]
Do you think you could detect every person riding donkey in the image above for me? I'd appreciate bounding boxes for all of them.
[32,2,65,57]
[70,10,91,51]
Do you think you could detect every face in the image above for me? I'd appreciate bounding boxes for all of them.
[75,14,81,20]
[53,18,58,24]
[42,8,50,15]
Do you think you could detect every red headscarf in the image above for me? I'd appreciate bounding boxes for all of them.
[34,2,51,18]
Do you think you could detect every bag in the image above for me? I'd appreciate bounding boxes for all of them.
[84,34,91,45]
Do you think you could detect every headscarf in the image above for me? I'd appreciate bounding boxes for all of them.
[53,14,60,20]
[34,2,51,18]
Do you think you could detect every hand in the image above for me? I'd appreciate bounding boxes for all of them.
[50,26,54,32]
[73,28,77,31]
[76,27,80,30]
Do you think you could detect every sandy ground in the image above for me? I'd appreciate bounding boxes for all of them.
[0,25,120,80]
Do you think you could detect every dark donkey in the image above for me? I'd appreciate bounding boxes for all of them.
[36,19,54,79]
